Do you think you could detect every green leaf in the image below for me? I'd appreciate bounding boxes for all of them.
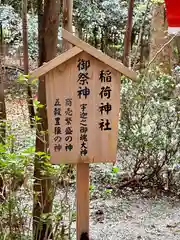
[31,78,38,85]
[36,152,46,156]
[105,189,112,194]
[34,115,41,121]
[112,166,119,174]
[89,185,95,191]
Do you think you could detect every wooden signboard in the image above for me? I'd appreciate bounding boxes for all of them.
[31,29,136,240]
[32,30,136,165]
[45,51,121,164]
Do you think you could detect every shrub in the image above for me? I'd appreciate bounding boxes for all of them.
[118,69,180,191]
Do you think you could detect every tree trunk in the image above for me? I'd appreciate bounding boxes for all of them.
[62,0,73,52]
[149,3,172,74]
[0,22,6,201]
[175,36,180,64]
[123,0,135,66]
[61,0,73,181]
[0,23,6,143]
[33,1,60,239]
[22,0,35,128]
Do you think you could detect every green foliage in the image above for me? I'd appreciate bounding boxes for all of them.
[0,122,75,238]
[118,70,180,183]
[74,0,128,30]
[133,1,152,35]
[27,14,38,60]
[73,0,152,60]
[0,125,34,237]
[74,0,128,49]
[0,5,21,48]
[0,5,38,59]
[112,166,119,174]
[2,0,152,60]
[1,0,37,14]
[0,127,34,189]
[1,0,22,13]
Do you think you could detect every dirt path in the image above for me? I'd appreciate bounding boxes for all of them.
[87,195,180,240]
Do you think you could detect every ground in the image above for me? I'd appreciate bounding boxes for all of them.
[89,195,180,240]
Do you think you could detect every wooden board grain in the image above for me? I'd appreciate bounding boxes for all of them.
[46,51,121,164]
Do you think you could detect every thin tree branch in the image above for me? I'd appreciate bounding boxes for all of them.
[147,33,177,68]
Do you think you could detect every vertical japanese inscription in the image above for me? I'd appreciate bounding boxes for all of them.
[53,98,62,152]
[98,70,112,131]
[80,104,88,156]
[77,59,91,99]
[77,59,91,156]
[65,98,73,152]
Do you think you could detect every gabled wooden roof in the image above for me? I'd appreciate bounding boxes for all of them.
[31,29,137,80]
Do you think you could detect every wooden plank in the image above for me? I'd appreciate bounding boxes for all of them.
[46,52,120,164]
[62,28,137,81]
[76,163,89,240]
[30,46,83,78]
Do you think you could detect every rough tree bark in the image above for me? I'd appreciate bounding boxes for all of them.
[22,0,35,128]
[33,1,60,239]
[175,36,180,64]
[0,23,6,143]
[0,22,6,201]
[149,3,172,74]
[62,0,73,52]
[62,2,73,183]
[123,0,135,67]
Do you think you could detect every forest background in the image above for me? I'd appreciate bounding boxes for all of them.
[0,0,180,239]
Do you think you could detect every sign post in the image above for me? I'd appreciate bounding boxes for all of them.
[77,163,89,239]
[31,29,136,239]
